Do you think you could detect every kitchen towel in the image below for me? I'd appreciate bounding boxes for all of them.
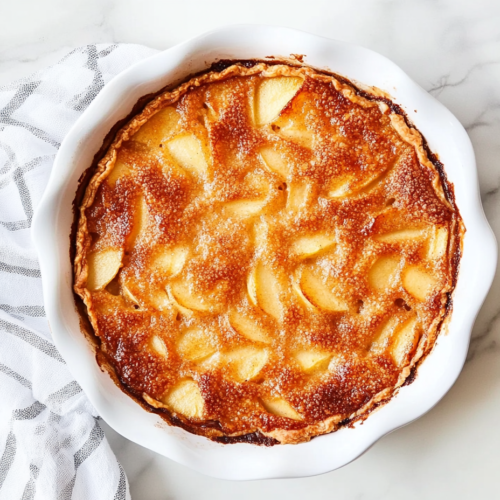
[0,44,157,500]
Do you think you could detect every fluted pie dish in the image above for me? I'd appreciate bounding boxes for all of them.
[33,26,496,478]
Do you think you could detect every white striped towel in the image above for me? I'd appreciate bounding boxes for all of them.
[0,44,158,500]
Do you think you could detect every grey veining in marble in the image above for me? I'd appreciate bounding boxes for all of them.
[3,0,500,498]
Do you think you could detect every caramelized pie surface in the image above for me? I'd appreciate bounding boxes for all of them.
[74,62,463,444]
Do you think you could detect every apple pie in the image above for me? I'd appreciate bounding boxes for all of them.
[73,61,463,445]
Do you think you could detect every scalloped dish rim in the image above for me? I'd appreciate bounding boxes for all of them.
[32,25,497,480]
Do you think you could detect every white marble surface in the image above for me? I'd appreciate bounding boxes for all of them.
[3,0,500,498]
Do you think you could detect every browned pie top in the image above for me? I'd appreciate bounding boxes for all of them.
[74,62,462,445]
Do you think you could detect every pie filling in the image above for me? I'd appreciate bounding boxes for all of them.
[73,61,463,445]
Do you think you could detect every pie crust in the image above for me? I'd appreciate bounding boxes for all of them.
[73,61,464,445]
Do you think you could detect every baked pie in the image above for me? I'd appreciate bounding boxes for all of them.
[73,61,463,445]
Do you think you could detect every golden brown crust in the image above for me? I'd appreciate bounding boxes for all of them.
[73,62,464,445]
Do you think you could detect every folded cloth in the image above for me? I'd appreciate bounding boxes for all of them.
[0,44,158,500]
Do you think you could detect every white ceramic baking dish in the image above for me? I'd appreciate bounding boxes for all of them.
[32,25,497,480]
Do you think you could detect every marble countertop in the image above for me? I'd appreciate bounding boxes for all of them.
[3,0,500,498]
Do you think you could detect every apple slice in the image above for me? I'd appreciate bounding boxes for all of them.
[228,310,271,344]
[287,182,311,212]
[375,228,426,243]
[223,173,270,218]
[122,283,140,307]
[176,328,217,362]
[359,168,392,194]
[327,168,391,198]
[291,276,316,311]
[167,134,208,175]
[259,147,289,178]
[254,77,303,125]
[224,347,268,382]
[260,396,302,420]
[132,106,180,147]
[276,121,313,149]
[151,335,168,357]
[169,280,215,313]
[247,268,259,306]
[294,350,331,373]
[299,267,348,313]
[152,246,188,276]
[252,262,286,320]
[391,316,419,366]
[402,266,437,301]
[291,233,335,259]
[368,256,400,291]
[370,316,399,354]
[86,248,123,292]
[224,199,267,218]
[427,226,448,260]
[107,159,131,186]
[162,379,204,419]
[166,287,194,317]
[127,195,149,247]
